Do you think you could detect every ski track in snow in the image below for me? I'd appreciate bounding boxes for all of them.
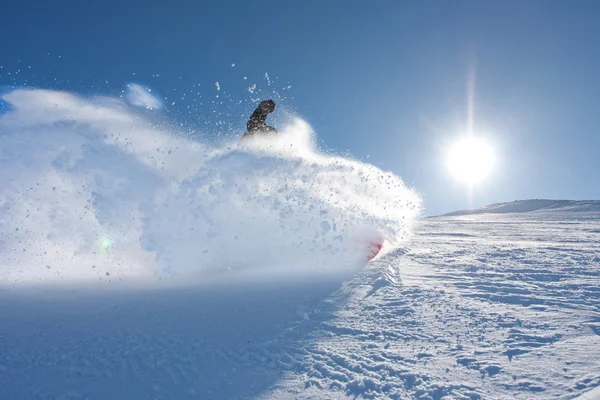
[1,210,599,399]
[264,211,600,399]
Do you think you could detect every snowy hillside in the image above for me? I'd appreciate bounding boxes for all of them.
[1,207,599,399]
[1,88,599,399]
[441,199,600,217]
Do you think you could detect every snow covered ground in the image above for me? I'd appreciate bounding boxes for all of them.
[1,88,599,399]
[1,204,599,399]
[262,205,600,399]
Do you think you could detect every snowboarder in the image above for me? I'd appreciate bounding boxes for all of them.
[241,99,278,139]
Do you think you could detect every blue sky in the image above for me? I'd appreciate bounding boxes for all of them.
[2,0,599,215]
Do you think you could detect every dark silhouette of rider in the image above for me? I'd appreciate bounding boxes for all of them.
[242,100,278,139]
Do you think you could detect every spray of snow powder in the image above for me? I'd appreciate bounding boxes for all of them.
[0,88,421,286]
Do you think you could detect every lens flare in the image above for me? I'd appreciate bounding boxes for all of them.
[102,237,113,249]
[96,235,117,252]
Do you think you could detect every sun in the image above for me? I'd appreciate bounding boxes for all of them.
[446,136,495,184]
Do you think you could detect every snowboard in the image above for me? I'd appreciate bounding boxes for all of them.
[366,240,383,261]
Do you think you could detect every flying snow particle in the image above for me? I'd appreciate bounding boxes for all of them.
[248,84,257,94]
[215,82,220,91]
[125,83,163,110]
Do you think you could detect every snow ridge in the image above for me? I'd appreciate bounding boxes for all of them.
[441,199,600,217]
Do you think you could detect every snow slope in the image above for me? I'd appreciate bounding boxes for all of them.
[263,211,600,399]
[1,208,599,399]
[1,88,599,399]
[441,199,600,217]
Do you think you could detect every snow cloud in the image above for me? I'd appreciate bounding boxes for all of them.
[125,83,162,109]
[0,88,421,286]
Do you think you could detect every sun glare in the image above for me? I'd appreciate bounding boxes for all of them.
[447,136,495,184]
